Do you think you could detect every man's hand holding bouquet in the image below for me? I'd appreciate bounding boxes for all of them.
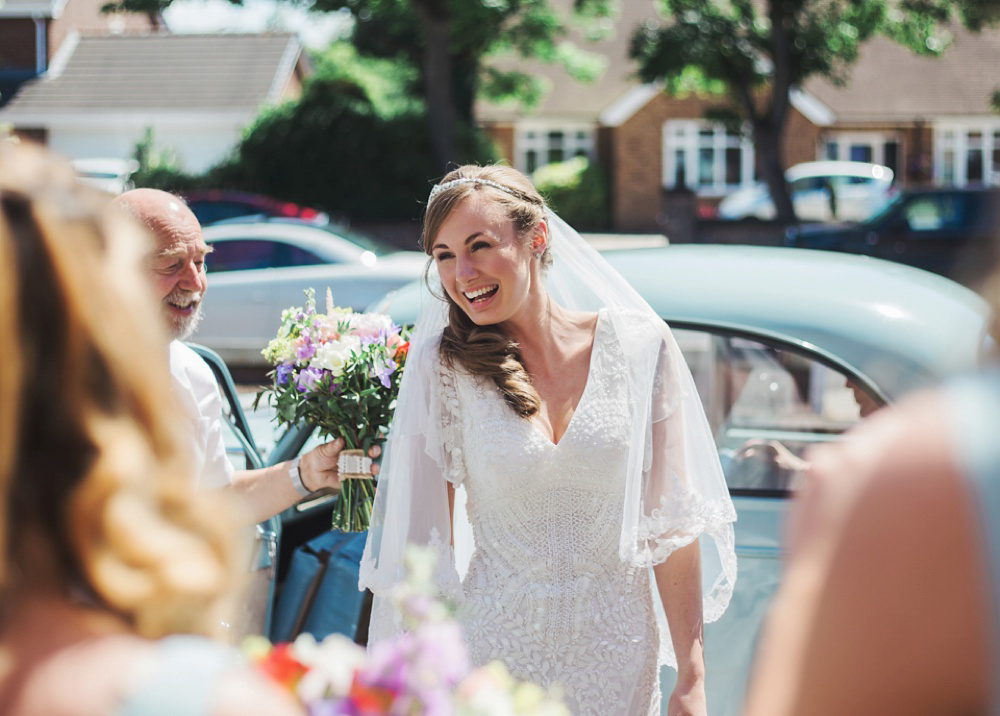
[257,288,409,532]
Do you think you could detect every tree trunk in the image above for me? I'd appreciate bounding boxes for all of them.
[763,0,796,223]
[412,0,458,174]
[754,122,794,223]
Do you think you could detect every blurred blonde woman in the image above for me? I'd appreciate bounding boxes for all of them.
[0,142,299,716]
[744,258,1000,713]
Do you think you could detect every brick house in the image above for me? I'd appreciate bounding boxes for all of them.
[0,32,310,172]
[0,0,152,109]
[478,0,1000,233]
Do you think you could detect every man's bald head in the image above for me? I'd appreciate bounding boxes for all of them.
[114,188,201,250]
[115,189,210,340]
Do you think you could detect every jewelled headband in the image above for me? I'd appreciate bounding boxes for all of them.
[427,177,543,205]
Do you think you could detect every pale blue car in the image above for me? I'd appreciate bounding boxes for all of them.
[363,244,992,715]
[207,244,991,715]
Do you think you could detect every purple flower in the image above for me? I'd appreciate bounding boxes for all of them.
[276,363,294,386]
[297,367,324,392]
[372,355,397,389]
[307,701,345,716]
[296,333,318,362]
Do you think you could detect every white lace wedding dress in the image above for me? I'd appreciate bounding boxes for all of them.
[440,310,661,716]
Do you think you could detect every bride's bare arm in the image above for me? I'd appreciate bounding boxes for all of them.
[654,541,706,716]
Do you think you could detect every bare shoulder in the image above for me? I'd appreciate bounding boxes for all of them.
[791,390,958,549]
[757,389,993,714]
[562,308,600,334]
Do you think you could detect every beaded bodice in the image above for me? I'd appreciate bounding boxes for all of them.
[441,311,660,715]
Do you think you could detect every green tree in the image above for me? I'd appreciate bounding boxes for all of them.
[103,0,614,173]
[208,48,496,219]
[307,0,614,172]
[631,0,999,222]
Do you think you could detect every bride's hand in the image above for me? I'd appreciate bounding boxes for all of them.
[667,677,707,716]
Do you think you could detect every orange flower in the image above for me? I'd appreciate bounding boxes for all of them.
[394,342,410,361]
[348,673,396,713]
[256,643,308,690]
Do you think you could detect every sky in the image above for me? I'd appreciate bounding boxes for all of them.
[162,0,352,49]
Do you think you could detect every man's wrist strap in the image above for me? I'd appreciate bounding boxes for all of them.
[288,456,311,497]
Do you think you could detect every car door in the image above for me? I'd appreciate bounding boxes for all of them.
[657,325,884,716]
[185,343,281,640]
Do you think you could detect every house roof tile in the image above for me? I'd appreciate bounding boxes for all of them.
[804,25,1000,123]
[479,4,1000,127]
[476,0,663,123]
[0,32,303,116]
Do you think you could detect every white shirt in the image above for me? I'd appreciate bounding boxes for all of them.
[169,341,235,490]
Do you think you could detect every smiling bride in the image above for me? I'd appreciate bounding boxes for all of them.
[360,165,737,716]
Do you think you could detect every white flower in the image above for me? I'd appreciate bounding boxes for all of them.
[262,336,295,363]
[311,336,361,377]
[349,311,395,342]
[293,633,367,703]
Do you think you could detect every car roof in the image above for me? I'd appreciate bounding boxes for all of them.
[373,244,989,400]
[202,219,369,262]
[785,160,893,182]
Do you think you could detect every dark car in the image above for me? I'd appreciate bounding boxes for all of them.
[785,187,1000,288]
[183,189,327,226]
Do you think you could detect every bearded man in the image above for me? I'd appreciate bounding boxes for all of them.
[115,189,375,523]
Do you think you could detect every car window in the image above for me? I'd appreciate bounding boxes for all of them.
[207,239,328,272]
[207,239,282,272]
[278,243,328,268]
[789,176,826,194]
[674,327,882,494]
[903,195,967,232]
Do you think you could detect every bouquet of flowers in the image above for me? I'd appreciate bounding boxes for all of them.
[245,548,569,716]
[257,288,409,532]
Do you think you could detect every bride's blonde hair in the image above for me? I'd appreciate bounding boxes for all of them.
[0,142,234,637]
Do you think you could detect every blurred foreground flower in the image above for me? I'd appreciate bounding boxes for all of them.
[247,547,568,715]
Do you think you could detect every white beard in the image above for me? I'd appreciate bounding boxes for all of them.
[164,288,204,340]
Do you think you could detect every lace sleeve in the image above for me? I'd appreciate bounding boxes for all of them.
[437,358,468,487]
[640,324,738,622]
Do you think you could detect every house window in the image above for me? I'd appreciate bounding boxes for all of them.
[934,122,1000,187]
[663,121,755,195]
[821,132,899,176]
[516,124,595,174]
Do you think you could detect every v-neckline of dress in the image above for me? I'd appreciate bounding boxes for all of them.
[527,309,605,449]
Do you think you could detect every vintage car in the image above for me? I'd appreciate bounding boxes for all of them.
[211,244,992,715]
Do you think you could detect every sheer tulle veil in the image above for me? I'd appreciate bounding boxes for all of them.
[359,202,737,669]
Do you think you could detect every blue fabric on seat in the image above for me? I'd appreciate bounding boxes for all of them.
[270,529,368,644]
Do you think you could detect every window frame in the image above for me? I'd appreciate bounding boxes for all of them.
[934,120,1000,188]
[666,320,887,499]
[662,120,756,197]
[514,121,596,175]
[821,131,900,172]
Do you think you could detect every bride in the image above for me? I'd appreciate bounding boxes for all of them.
[360,165,737,716]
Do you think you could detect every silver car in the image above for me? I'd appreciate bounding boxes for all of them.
[367,243,991,715]
[717,160,895,222]
[194,218,427,366]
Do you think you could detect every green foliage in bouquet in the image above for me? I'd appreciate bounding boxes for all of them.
[256,288,409,532]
